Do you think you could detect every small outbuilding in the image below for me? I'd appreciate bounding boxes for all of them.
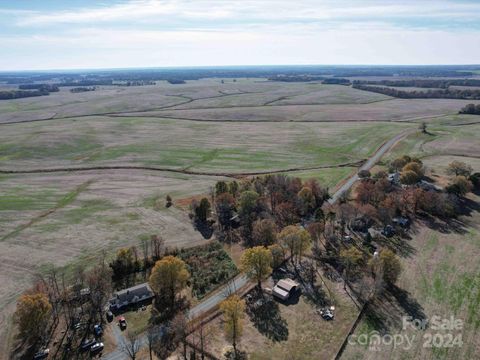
[272,279,299,301]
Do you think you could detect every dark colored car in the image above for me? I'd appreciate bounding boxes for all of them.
[93,324,103,337]
[33,349,49,360]
[381,225,395,237]
[106,310,114,322]
[80,339,96,352]
[118,316,127,330]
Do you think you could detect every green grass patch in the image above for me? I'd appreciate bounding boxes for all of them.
[0,187,58,211]
[0,181,92,241]
[62,199,114,224]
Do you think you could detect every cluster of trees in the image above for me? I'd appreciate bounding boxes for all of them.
[18,84,59,91]
[70,86,96,93]
[322,78,351,85]
[116,80,156,86]
[13,257,112,354]
[109,235,165,287]
[445,161,477,196]
[267,75,326,82]
[352,83,480,100]
[459,103,480,115]
[60,79,114,86]
[267,76,351,84]
[0,83,60,100]
[356,169,458,220]
[192,176,328,247]
[354,79,480,88]
[0,89,51,100]
[167,79,187,84]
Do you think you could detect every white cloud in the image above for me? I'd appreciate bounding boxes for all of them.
[13,0,480,26]
[1,25,479,70]
[1,0,480,69]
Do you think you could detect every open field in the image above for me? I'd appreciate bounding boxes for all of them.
[136,98,480,122]
[382,118,480,163]
[1,77,480,358]
[0,116,411,172]
[0,80,391,124]
[0,169,227,351]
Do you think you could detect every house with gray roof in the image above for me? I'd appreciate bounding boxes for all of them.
[109,283,154,312]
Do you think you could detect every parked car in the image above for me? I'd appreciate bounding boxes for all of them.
[93,324,103,337]
[90,342,104,354]
[106,310,113,322]
[33,349,49,360]
[319,307,334,320]
[118,316,127,330]
[393,217,410,228]
[80,339,96,352]
[381,225,395,237]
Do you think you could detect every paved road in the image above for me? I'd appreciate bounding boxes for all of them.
[188,274,249,320]
[328,129,413,204]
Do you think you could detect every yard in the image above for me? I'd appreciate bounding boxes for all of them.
[188,262,360,359]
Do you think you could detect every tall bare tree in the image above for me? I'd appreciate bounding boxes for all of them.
[122,331,141,360]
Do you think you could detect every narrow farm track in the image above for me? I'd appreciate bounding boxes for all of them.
[0,160,365,178]
[328,128,414,203]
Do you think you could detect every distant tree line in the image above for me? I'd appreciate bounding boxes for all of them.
[352,83,480,100]
[115,80,156,86]
[2,65,478,85]
[60,79,113,86]
[0,89,50,100]
[18,84,59,92]
[166,79,186,84]
[459,103,480,115]
[70,86,96,93]
[353,79,480,88]
[268,75,326,82]
[322,78,351,85]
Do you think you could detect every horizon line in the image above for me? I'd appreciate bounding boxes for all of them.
[1,63,480,74]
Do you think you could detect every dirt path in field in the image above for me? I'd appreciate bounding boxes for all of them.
[0,160,364,178]
[328,128,415,203]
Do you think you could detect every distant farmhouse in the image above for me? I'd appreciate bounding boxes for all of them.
[109,283,154,312]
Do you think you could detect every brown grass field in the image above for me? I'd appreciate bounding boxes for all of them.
[0,78,479,358]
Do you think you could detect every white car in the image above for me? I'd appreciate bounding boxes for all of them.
[90,342,104,354]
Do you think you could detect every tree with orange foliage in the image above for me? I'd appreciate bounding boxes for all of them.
[220,295,245,356]
[14,292,52,341]
[149,256,190,308]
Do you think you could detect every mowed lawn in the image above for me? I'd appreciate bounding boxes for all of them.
[0,116,412,172]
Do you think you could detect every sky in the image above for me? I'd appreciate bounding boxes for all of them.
[1,0,480,71]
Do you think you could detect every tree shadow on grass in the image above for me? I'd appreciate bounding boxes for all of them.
[386,284,426,325]
[375,235,416,258]
[246,292,289,342]
[193,219,214,239]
